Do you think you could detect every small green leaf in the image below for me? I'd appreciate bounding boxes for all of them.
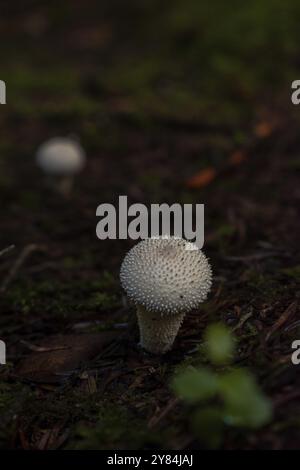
[219,369,272,428]
[172,367,218,404]
[205,323,235,365]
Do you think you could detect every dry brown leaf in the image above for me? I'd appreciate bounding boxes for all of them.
[254,121,274,138]
[15,333,119,384]
[228,150,247,166]
[186,167,217,189]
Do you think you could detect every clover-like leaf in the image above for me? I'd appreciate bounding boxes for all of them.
[219,369,272,428]
[205,323,235,365]
[172,367,219,404]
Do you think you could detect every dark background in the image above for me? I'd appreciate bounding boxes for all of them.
[0,0,299,450]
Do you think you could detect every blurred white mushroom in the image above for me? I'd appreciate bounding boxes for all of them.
[36,137,86,196]
[120,237,212,354]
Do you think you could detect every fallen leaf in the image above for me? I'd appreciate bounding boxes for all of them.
[228,150,247,166]
[35,426,69,450]
[254,121,274,138]
[186,167,217,189]
[15,333,119,384]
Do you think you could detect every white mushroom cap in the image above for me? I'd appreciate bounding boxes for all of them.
[36,137,86,176]
[120,237,212,316]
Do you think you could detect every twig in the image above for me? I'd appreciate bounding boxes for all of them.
[20,340,70,353]
[0,244,40,294]
[284,320,300,332]
[265,301,298,342]
[232,311,253,332]
[148,397,180,429]
[0,245,15,258]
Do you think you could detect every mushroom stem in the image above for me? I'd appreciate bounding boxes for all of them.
[47,175,74,198]
[136,305,185,354]
[57,175,74,198]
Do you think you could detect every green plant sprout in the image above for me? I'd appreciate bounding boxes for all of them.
[172,323,272,448]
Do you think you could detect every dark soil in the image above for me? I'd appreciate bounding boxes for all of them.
[0,1,299,450]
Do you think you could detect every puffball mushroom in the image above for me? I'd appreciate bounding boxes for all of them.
[36,137,86,196]
[120,237,212,354]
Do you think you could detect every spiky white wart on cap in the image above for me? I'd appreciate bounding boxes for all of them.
[36,137,86,176]
[120,237,212,354]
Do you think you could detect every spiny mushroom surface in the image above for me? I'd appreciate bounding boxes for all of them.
[36,137,86,196]
[120,237,212,354]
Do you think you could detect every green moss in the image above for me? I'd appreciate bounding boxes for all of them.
[4,271,120,317]
[69,404,161,450]
[282,265,300,280]
[216,224,236,239]
[242,269,285,301]
[85,292,119,311]
[19,191,42,210]
[0,384,16,410]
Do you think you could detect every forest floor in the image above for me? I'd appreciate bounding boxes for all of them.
[0,1,299,449]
